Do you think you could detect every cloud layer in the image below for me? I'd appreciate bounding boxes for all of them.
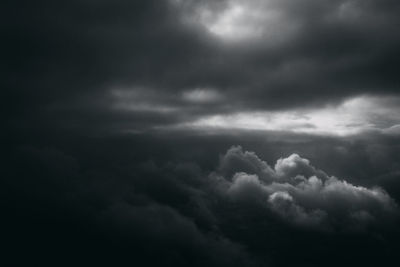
[4,0,400,134]
[177,95,400,136]
[4,136,400,266]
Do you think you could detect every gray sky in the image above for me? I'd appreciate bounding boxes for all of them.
[4,1,400,266]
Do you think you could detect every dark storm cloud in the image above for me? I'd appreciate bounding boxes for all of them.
[3,144,257,266]
[4,131,400,266]
[4,0,400,133]
[4,1,400,266]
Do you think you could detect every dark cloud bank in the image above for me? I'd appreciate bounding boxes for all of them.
[4,134,400,266]
[3,0,400,266]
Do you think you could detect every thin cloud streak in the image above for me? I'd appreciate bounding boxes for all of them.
[173,95,400,136]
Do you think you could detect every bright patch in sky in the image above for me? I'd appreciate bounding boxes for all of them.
[176,0,297,43]
[178,96,400,136]
[200,3,264,40]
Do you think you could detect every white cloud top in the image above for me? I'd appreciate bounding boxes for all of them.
[211,146,397,230]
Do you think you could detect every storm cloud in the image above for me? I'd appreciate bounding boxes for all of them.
[4,0,400,266]
[4,139,400,266]
[4,0,400,134]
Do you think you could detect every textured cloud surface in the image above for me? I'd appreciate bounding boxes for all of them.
[4,0,400,266]
[4,136,400,266]
[212,146,396,229]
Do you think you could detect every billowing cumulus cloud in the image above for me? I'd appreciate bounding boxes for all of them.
[211,146,397,229]
[4,137,400,266]
[217,145,275,181]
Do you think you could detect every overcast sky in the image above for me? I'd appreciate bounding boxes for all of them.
[4,1,400,266]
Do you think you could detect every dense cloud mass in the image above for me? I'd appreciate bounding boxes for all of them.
[3,0,400,266]
[4,133,400,266]
[3,144,256,266]
[213,146,397,230]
